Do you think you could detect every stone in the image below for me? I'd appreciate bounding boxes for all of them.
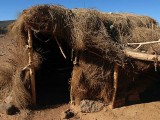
[0,103,19,115]
[80,100,104,113]
[61,109,74,119]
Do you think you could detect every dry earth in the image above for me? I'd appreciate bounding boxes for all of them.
[0,35,160,120]
[0,102,160,120]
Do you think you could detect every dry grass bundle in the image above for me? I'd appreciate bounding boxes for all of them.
[71,50,115,105]
[72,9,127,64]
[0,67,13,103]
[124,13,157,28]
[10,5,160,64]
[100,13,132,37]
[100,13,157,31]
[10,5,74,46]
[23,5,72,32]
[9,40,41,108]
[81,60,113,102]
[127,27,160,53]
[0,35,41,108]
[71,62,113,105]
[98,13,157,43]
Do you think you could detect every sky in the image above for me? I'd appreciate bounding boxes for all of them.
[0,0,160,23]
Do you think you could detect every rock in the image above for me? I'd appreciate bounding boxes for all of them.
[0,103,19,115]
[61,109,74,119]
[80,100,104,113]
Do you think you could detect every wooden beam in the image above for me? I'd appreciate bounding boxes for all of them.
[28,29,36,105]
[124,49,160,62]
[87,48,160,63]
[110,64,119,108]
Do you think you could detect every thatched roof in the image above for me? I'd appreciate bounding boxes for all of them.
[10,5,160,63]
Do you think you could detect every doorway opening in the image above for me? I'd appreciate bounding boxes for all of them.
[33,33,73,106]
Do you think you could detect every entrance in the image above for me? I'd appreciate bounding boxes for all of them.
[33,34,73,106]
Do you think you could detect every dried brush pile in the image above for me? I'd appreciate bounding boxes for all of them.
[1,5,160,109]
[70,9,160,105]
[0,35,41,108]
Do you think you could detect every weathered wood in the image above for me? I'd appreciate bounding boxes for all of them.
[111,64,119,108]
[28,29,36,105]
[127,39,160,45]
[70,84,74,105]
[54,36,66,59]
[87,48,160,63]
[124,49,160,62]
[127,39,160,50]
[73,51,79,65]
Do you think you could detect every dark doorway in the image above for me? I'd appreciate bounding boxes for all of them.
[139,69,160,103]
[33,34,73,106]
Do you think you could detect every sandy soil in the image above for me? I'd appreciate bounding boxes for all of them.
[80,101,160,120]
[0,101,159,120]
[0,104,69,120]
[0,35,160,120]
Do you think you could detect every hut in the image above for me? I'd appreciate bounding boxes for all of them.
[0,5,160,114]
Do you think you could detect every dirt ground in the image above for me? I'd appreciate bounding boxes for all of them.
[0,35,160,120]
[0,101,160,120]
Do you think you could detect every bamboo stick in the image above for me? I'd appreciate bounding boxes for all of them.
[28,29,36,105]
[111,64,119,108]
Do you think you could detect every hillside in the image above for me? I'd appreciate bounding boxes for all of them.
[0,20,15,27]
[0,20,15,34]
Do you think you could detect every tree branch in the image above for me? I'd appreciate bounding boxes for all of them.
[127,39,160,50]
[124,49,160,62]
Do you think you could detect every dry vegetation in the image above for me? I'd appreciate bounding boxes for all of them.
[0,5,159,117]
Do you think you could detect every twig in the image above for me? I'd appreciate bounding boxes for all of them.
[54,36,67,59]
[127,39,160,50]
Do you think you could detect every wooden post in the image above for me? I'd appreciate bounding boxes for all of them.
[110,64,119,108]
[70,84,74,105]
[28,29,36,105]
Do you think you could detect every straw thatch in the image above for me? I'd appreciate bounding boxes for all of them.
[0,35,41,108]
[1,4,160,109]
